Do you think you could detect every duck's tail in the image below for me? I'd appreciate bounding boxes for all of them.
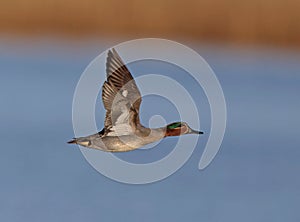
[67,138,77,144]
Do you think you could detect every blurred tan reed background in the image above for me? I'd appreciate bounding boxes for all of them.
[1,0,299,47]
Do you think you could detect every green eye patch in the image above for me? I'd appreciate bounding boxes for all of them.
[167,122,182,129]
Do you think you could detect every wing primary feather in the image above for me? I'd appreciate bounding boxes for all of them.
[101,48,143,136]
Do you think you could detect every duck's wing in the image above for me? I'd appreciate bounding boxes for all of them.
[101,48,142,136]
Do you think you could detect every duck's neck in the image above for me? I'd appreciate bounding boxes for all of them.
[135,125,181,141]
[164,128,182,137]
[145,126,182,137]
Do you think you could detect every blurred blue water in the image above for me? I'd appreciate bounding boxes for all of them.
[0,38,299,221]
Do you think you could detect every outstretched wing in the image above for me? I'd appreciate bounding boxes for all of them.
[101,48,142,136]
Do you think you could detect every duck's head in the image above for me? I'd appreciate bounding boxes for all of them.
[165,122,203,137]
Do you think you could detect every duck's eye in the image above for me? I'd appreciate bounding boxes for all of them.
[167,122,182,129]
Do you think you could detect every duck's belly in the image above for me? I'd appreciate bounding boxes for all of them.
[90,135,161,152]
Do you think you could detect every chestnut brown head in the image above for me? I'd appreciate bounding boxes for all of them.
[165,122,203,137]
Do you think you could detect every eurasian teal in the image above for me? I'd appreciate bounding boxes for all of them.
[68,48,203,152]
